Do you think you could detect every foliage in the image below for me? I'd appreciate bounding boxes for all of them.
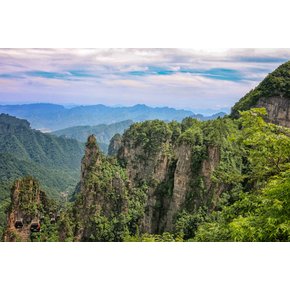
[0,114,84,203]
[124,232,180,242]
[122,120,173,155]
[231,61,290,116]
[194,108,290,241]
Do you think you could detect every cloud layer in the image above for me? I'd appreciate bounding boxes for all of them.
[0,48,290,114]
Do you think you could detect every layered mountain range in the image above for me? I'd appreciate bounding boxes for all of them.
[0,103,225,131]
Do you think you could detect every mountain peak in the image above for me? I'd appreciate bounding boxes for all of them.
[0,113,31,133]
[231,60,290,117]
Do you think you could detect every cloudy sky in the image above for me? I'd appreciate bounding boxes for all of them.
[0,48,289,114]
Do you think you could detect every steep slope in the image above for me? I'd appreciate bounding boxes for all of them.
[73,135,147,241]
[0,114,84,199]
[4,177,50,242]
[3,177,74,242]
[116,118,242,235]
[231,60,290,126]
[108,133,122,156]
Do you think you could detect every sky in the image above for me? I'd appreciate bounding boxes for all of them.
[0,48,290,114]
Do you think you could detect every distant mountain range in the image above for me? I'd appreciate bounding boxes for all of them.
[0,103,226,131]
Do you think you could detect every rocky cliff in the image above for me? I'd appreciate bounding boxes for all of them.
[73,135,131,241]
[231,60,290,127]
[3,176,74,242]
[116,118,239,234]
[255,96,290,127]
[4,177,49,242]
[108,133,123,156]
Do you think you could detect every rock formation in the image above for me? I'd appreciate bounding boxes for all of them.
[116,119,233,234]
[231,60,290,127]
[74,135,130,241]
[108,133,123,156]
[3,177,48,242]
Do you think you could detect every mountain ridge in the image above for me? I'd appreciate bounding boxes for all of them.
[52,120,134,152]
[0,103,226,131]
[231,60,290,120]
[0,113,84,199]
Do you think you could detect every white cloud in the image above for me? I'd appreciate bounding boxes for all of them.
[0,48,289,112]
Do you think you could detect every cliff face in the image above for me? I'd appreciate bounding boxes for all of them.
[117,120,180,234]
[3,177,48,242]
[116,119,233,234]
[231,60,290,127]
[162,143,192,232]
[256,96,290,127]
[163,144,222,231]
[3,176,75,242]
[108,133,122,156]
[74,135,130,241]
[118,135,172,233]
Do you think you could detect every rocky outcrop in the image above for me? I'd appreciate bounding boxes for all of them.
[117,120,226,234]
[3,177,48,242]
[117,122,174,234]
[231,60,290,125]
[256,96,290,127]
[163,144,222,232]
[74,135,130,241]
[108,133,122,156]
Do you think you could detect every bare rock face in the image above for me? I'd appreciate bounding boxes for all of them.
[108,133,122,156]
[118,134,223,233]
[3,178,47,242]
[257,96,290,128]
[164,143,192,231]
[118,137,172,233]
[163,144,222,231]
[231,60,290,122]
[200,145,224,210]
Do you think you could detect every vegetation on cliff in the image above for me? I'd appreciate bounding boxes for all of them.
[194,108,290,241]
[73,135,148,241]
[3,177,74,242]
[231,61,290,117]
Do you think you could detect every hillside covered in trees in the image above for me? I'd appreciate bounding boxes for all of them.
[0,114,84,236]
[52,120,133,153]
